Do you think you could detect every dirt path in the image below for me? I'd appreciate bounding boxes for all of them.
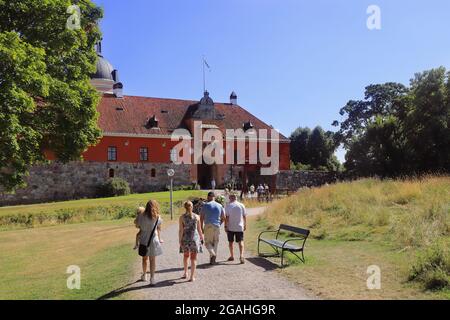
[99,207,315,300]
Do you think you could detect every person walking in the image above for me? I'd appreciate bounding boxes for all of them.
[136,200,163,285]
[211,178,216,191]
[224,193,247,264]
[257,184,264,202]
[179,201,204,282]
[200,191,225,265]
[224,188,231,206]
[249,184,255,197]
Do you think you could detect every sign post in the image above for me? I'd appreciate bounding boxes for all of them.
[167,169,175,220]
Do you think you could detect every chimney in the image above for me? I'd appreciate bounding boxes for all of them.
[230,91,237,105]
[113,82,123,98]
[112,69,119,82]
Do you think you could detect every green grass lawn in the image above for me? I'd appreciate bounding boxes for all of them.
[0,190,206,217]
[0,190,200,299]
[0,215,180,300]
[0,219,136,299]
[0,190,206,230]
[246,177,450,299]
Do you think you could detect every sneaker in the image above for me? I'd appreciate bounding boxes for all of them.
[150,277,155,285]
[140,273,148,281]
[210,255,217,265]
[240,257,245,264]
[227,257,235,262]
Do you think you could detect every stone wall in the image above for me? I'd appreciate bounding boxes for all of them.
[276,170,340,190]
[0,162,192,206]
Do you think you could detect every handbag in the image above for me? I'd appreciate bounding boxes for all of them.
[138,217,159,257]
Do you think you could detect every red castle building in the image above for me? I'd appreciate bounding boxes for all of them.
[0,43,291,206]
[86,44,290,191]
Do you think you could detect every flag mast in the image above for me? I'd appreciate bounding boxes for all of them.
[202,56,206,93]
[202,56,210,93]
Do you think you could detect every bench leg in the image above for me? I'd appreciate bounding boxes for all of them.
[281,250,306,266]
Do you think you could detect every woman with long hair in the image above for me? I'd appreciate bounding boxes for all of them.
[136,200,163,285]
[179,201,204,282]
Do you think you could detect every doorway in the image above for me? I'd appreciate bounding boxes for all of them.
[197,164,215,189]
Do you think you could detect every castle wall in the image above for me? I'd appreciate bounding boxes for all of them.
[0,162,192,206]
[276,170,340,190]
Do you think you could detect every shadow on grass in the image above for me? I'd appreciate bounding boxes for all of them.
[96,278,178,300]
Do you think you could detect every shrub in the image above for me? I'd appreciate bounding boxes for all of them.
[215,195,225,206]
[97,178,131,197]
[165,184,196,191]
[408,242,450,290]
[113,206,136,219]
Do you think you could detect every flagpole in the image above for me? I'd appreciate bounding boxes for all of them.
[202,57,205,93]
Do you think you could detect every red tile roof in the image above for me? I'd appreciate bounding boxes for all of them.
[97,94,289,140]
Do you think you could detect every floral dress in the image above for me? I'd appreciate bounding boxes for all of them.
[181,213,202,253]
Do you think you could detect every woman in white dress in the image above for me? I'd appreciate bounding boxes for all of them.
[136,200,163,285]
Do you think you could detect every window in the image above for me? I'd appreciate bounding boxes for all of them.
[170,148,178,163]
[108,168,115,178]
[107,146,117,161]
[139,147,148,161]
[151,168,156,178]
[146,115,159,129]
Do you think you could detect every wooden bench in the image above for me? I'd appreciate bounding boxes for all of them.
[257,224,310,267]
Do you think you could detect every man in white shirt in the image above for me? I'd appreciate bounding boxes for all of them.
[224,193,247,264]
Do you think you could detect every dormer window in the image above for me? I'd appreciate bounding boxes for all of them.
[146,115,159,129]
[243,121,254,131]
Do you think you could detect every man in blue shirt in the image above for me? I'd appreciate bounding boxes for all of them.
[200,191,225,265]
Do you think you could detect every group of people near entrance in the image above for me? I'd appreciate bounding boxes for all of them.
[133,191,247,285]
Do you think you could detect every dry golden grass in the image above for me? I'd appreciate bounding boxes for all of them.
[264,176,449,248]
[247,176,450,299]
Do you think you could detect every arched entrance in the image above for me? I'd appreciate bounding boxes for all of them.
[197,164,216,189]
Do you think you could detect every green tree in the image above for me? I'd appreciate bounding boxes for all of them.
[335,68,450,177]
[343,115,409,176]
[335,83,410,176]
[335,82,409,147]
[405,67,450,173]
[0,0,103,191]
[289,127,311,165]
[290,126,340,171]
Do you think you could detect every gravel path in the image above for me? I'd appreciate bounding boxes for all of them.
[99,207,314,300]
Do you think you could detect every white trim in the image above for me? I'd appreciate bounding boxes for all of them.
[200,124,219,129]
[101,132,290,143]
[103,132,178,139]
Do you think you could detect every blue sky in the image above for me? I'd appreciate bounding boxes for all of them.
[93,0,450,162]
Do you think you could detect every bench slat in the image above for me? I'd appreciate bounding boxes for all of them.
[259,238,303,251]
[279,224,310,237]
